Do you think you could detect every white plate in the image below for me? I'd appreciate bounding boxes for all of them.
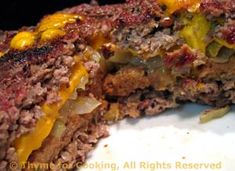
[79,103,235,171]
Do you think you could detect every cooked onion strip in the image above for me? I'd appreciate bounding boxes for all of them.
[200,106,230,123]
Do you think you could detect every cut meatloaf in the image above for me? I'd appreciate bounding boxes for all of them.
[0,1,162,170]
[0,0,235,171]
[102,0,235,120]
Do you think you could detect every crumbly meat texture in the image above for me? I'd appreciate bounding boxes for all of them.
[200,0,235,17]
[29,111,109,169]
[0,43,77,170]
[0,0,162,170]
[0,0,235,170]
[102,0,235,118]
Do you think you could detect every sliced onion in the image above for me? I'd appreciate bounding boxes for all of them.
[69,90,78,100]
[76,75,89,90]
[108,47,139,64]
[51,120,66,138]
[210,47,235,63]
[108,49,134,64]
[91,50,102,62]
[60,96,101,117]
[73,96,101,114]
[84,46,102,62]
[59,99,76,116]
[104,103,120,121]
[206,41,223,57]
[69,75,89,100]
[200,105,230,124]
[215,38,235,49]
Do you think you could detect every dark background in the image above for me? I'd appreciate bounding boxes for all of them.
[0,0,124,30]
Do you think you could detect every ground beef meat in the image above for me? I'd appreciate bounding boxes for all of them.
[0,42,78,170]
[111,76,235,120]
[0,113,9,156]
[200,0,235,17]
[163,45,205,76]
[175,79,219,102]
[29,114,92,164]
[66,0,162,26]
[174,78,235,107]
[52,123,108,171]
[0,31,16,52]
[22,83,47,107]
[121,102,140,118]
[84,61,100,78]
[103,45,207,98]
[113,21,179,59]
[216,19,235,44]
[104,67,150,96]
[63,0,162,44]
[164,45,196,68]
[197,58,235,79]
[116,89,177,118]
[1,0,235,170]
[0,2,164,168]
[222,80,235,90]
[138,97,177,115]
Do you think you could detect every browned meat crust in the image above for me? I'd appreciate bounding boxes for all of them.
[104,67,150,96]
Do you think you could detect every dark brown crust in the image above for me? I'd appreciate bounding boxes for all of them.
[104,67,150,96]
[0,43,65,113]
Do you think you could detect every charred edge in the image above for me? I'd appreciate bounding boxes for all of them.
[0,46,53,64]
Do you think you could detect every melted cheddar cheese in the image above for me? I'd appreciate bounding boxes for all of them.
[10,32,35,50]
[38,13,80,32]
[180,13,210,52]
[15,63,88,163]
[0,52,4,57]
[10,13,80,50]
[158,0,201,14]
[90,32,109,50]
[40,28,66,42]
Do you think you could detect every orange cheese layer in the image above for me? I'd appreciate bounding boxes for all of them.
[10,13,80,50]
[0,52,4,57]
[14,63,88,163]
[158,0,201,14]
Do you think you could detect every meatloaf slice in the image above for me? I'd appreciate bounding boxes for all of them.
[0,0,162,170]
[0,0,235,171]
